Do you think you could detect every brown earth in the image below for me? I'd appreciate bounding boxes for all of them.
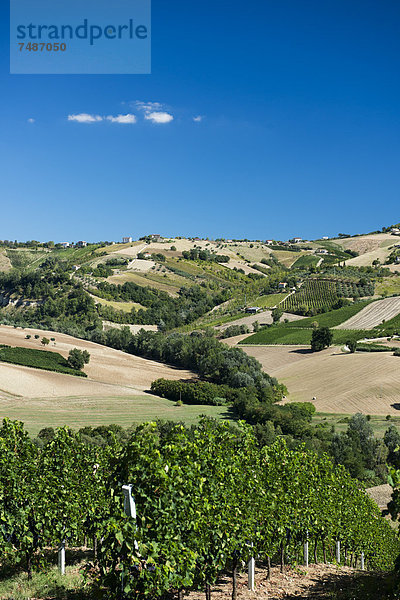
[238,344,400,415]
[186,564,390,600]
[0,325,194,398]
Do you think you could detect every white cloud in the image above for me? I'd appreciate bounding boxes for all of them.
[68,113,103,123]
[193,116,203,122]
[106,114,137,124]
[27,118,35,123]
[135,101,163,113]
[144,111,174,124]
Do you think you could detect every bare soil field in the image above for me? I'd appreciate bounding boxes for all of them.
[338,232,394,254]
[102,320,158,334]
[239,344,400,415]
[222,260,268,276]
[335,296,400,330]
[338,233,395,267]
[106,271,180,296]
[126,258,155,271]
[0,325,194,397]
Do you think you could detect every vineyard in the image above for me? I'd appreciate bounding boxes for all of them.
[281,280,338,314]
[1,418,399,599]
[281,279,375,316]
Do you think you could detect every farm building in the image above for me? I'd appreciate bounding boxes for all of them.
[59,242,70,248]
[315,248,329,254]
[278,282,288,289]
[76,241,87,248]
[290,237,302,243]
[245,306,261,314]
[122,236,132,243]
[322,236,329,240]
[150,234,163,242]
[266,240,273,245]
[391,228,400,236]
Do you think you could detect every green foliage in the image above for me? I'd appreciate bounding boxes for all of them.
[182,248,230,263]
[150,378,238,405]
[271,307,283,323]
[291,254,320,269]
[97,421,399,598]
[0,346,87,377]
[346,339,357,353]
[67,348,91,370]
[281,279,338,315]
[219,324,250,338]
[311,327,333,352]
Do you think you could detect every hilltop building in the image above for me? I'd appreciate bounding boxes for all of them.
[122,236,132,243]
[76,241,87,248]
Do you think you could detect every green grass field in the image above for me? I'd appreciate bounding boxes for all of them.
[91,295,145,312]
[256,293,287,307]
[291,254,320,269]
[0,346,87,377]
[313,412,400,438]
[0,395,231,436]
[284,300,372,328]
[241,301,372,345]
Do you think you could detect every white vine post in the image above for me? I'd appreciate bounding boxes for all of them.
[121,485,137,596]
[361,552,365,570]
[58,539,66,576]
[304,531,309,567]
[335,540,340,564]
[248,543,255,591]
[122,484,136,519]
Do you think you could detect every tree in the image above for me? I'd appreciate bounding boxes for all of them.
[271,308,283,323]
[346,339,357,353]
[41,337,50,347]
[67,348,90,370]
[311,327,333,352]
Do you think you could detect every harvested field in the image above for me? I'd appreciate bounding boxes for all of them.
[102,320,158,334]
[335,296,400,330]
[0,325,194,396]
[106,271,180,296]
[339,233,395,267]
[112,242,147,257]
[366,484,392,511]
[338,232,394,254]
[222,260,267,276]
[239,344,400,415]
[127,258,155,271]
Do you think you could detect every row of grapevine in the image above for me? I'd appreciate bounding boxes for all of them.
[0,418,399,599]
[281,280,338,314]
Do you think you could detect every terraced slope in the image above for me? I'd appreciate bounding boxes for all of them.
[335,296,400,330]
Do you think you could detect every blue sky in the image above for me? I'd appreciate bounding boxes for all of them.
[1,0,399,242]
